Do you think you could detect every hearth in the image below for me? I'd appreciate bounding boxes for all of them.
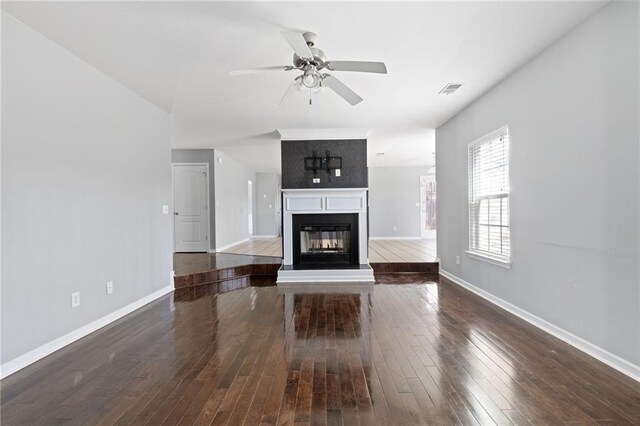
[293,213,358,266]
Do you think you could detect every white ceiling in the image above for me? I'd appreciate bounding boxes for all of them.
[3,1,606,172]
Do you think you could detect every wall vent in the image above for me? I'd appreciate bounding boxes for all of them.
[438,83,463,95]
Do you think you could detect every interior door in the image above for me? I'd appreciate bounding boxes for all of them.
[173,164,209,252]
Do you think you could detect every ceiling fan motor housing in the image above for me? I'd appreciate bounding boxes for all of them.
[302,32,317,46]
[293,47,328,69]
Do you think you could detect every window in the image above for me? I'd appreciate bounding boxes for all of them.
[468,126,510,266]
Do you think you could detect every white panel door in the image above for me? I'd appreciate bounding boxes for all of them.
[173,164,209,252]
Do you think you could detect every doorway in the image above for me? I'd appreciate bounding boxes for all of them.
[420,176,437,239]
[172,163,210,252]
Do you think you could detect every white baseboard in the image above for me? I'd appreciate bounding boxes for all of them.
[252,235,279,239]
[439,270,640,382]
[0,285,174,380]
[369,236,422,240]
[208,248,217,253]
[215,238,250,253]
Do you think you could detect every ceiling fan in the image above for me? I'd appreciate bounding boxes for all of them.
[229,31,387,106]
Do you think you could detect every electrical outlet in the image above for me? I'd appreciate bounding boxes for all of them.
[393,226,397,231]
[106,281,114,295]
[71,292,81,308]
[313,178,320,183]
[456,256,461,265]
[335,169,341,177]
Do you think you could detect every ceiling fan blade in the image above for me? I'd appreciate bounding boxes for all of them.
[327,61,387,74]
[281,31,313,59]
[229,66,290,76]
[323,75,363,106]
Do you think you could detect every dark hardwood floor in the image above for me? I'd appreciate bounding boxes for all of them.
[1,276,638,425]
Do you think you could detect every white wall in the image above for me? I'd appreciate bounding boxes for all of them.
[369,166,433,238]
[214,150,255,250]
[255,172,281,237]
[436,1,639,374]
[1,13,173,368]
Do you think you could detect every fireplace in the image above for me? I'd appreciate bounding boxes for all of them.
[292,213,359,266]
[277,188,374,283]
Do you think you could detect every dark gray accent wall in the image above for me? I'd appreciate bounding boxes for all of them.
[281,139,368,189]
[171,149,216,250]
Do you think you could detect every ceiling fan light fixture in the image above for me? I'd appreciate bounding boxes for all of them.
[302,69,321,88]
[293,76,305,92]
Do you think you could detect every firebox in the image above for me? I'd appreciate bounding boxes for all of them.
[292,213,359,266]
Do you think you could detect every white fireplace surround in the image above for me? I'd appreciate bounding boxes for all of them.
[277,188,375,284]
[282,188,368,265]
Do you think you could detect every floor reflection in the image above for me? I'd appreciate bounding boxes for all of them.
[280,288,375,423]
[173,277,253,301]
[173,252,281,276]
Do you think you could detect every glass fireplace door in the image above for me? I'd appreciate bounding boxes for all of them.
[300,225,351,264]
[292,213,359,266]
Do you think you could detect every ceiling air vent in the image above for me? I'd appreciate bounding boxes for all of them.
[438,83,463,95]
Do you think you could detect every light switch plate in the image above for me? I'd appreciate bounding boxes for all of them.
[106,281,114,295]
[162,205,169,214]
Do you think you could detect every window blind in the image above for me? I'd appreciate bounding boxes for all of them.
[468,128,510,262]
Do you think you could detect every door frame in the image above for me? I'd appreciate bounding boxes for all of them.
[172,162,211,252]
[248,179,253,236]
